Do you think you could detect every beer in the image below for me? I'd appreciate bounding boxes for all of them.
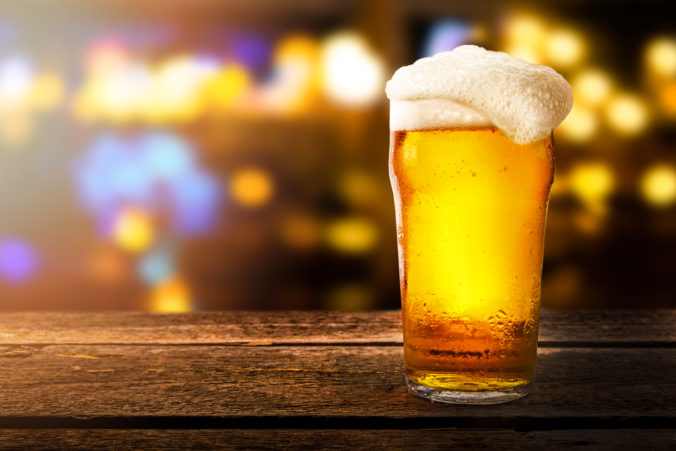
[390,128,553,398]
[386,46,572,403]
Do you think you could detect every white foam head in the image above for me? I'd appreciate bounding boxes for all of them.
[386,45,573,144]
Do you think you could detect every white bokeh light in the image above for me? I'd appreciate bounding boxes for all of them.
[321,32,384,107]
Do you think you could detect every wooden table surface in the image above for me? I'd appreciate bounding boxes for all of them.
[0,310,674,449]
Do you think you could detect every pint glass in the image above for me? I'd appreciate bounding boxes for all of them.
[389,127,555,404]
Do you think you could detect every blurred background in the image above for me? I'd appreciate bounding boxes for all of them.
[0,0,673,312]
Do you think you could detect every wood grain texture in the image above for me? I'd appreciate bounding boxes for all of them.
[0,429,672,450]
[0,311,673,448]
[0,310,673,345]
[0,344,673,420]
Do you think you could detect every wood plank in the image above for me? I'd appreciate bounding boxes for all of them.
[0,310,673,345]
[0,345,673,420]
[0,429,672,450]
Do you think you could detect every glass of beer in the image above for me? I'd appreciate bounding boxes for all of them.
[386,46,572,404]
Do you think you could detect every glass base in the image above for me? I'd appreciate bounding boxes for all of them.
[405,375,531,405]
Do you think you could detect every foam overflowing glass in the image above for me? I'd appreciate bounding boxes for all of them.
[386,46,572,404]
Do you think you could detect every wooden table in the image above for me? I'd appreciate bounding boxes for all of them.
[0,310,674,449]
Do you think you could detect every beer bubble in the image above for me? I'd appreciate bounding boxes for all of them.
[386,45,572,144]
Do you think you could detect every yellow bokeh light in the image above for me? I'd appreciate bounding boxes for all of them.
[113,208,154,253]
[142,56,220,123]
[325,217,378,254]
[658,82,676,115]
[205,65,251,112]
[321,31,385,106]
[75,63,152,124]
[336,169,379,207]
[264,34,320,115]
[151,57,204,122]
[640,164,676,207]
[558,105,598,143]
[569,162,615,206]
[502,14,546,64]
[72,89,100,123]
[149,278,192,313]
[505,14,547,46]
[29,72,65,111]
[645,37,676,78]
[231,168,274,208]
[275,34,320,64]
[74,54,230,124]
[572,68,613,106]
[545,28,586,69]
[0,113,33,146]
[98,75,142,123]
[605,93,650,136]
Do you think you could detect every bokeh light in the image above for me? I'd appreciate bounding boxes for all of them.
[0,239,38,283]
[76,131,222,236]
[502,13,546,64]
[113,208,154,253]
[0,55,33,106]
[325,217,378,254]
[569,162,615,208]
[75,51,230,124]
[85,39,129,76]
[230,167,274,208]
[640,164,676,207]
[573,68,614,107]
[645,37,676,78]
[321,32,384,107]
[605,93,650,136]
[658,82,676,116]
[149,277,192,313]
[204,65,251,113]
[545,28,586,69]
[558,105,598,143]
[336,169,381,207]
[151,56,218,122]
[0,4,671,313]
[138,249,175,284]
[29,72,65,111]
[264,34,320,115]
[0,113,33,146]
[423,21,471,56]
[230,34,272,72]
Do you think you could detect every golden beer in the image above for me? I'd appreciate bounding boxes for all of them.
[389,127,554,402]
[386,45,571,403]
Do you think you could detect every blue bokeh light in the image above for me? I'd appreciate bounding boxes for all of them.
[422,20,472,57]
[75,131,222,236]
[171,172,222,234]
[138,249,174,285]
[141,131,194,180]
[0,239,38,283]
